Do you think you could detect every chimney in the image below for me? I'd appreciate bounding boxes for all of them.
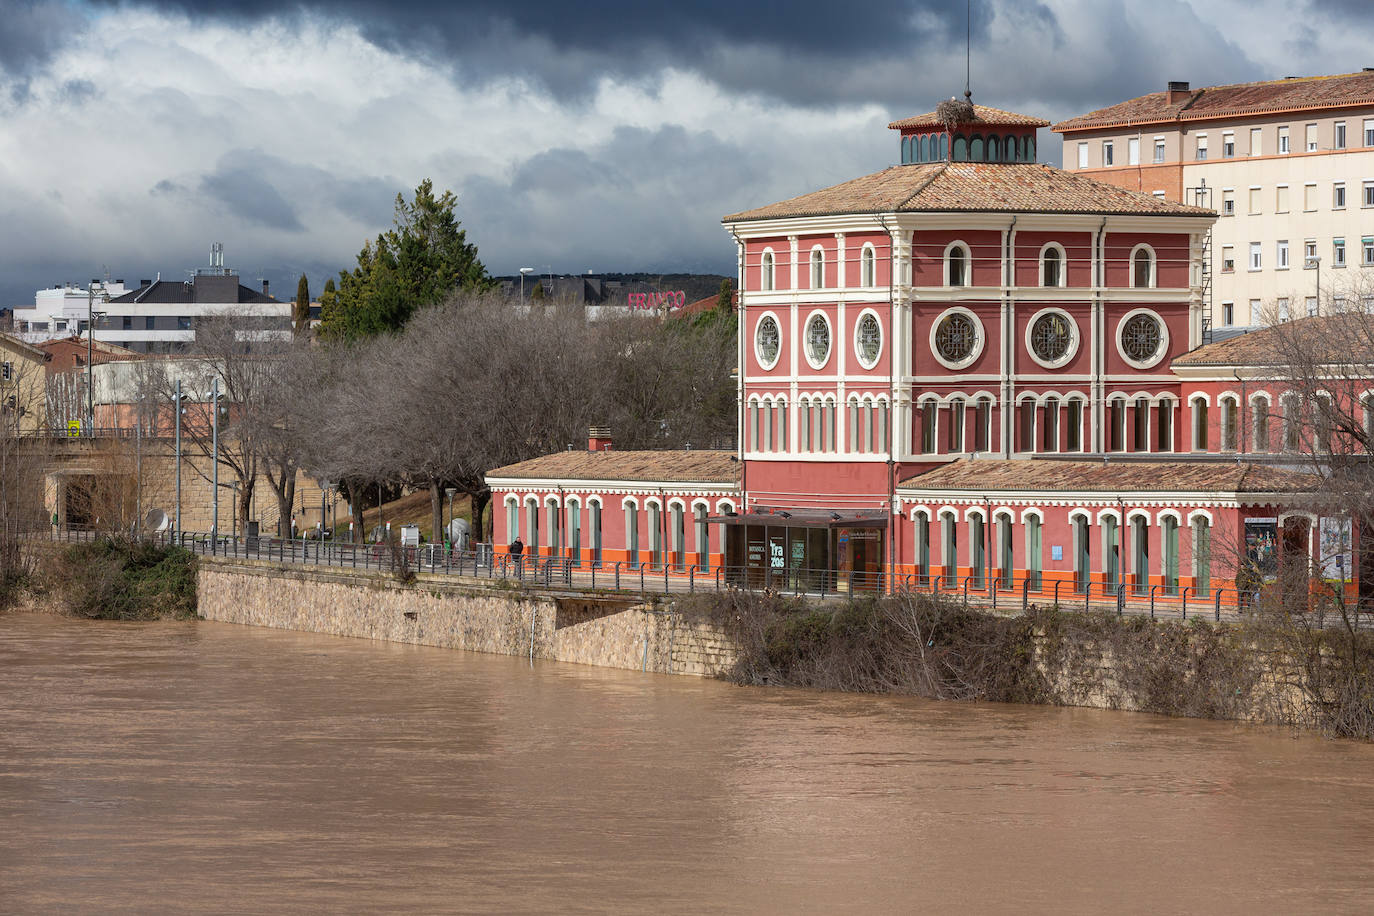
[1167,80,1191,105]
[262,279,270,296]
[588,426,612,452]
[140,279,152,287]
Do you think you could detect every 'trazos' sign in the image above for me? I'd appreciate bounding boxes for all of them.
[627,291,687,311]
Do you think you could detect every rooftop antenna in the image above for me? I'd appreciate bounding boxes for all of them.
[965,0,972,103]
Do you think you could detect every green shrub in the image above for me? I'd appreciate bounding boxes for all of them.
[52,538,198,620]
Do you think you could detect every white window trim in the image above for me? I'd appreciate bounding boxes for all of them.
[859,243,877,288]
[1024,306,1080,370]
[943,240,973,288]
[852,307,884,370]
[929,306,986,371]
[1129,243,1157,289]
[802,309,834,370]
[1115,307,1170,370]
[1038,241,1067,288]
[809,245,825,289]
[754,310,783,371]
[760,247,776,291]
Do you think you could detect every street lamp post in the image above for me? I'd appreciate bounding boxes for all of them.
[519,267,534,301]
[174,379,182,540]
[210,377,220,542]
[445,487,456,545]
[86,282,108,433]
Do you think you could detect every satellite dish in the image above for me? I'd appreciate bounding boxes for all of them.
[144,508,169,532]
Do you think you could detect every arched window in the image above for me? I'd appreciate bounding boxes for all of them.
[1162,516,1179,595]
[986,136,999,162]
[1192,516,1211,596]
[589,499,602,567]
[506,498,520,544]
[1132,246,1155,288]
[525,497,540,558]
[1221,396,1239,451]
[939,135,949,160]
[1103,514,1120,587]
[1042,397,1059,452]
[1073,515,1090,593]
[1132,516,1150,595]
[1024,136,1035,161]
[1109,396,1126,451]
[761,250,775,291]
[1133,396,1150,452]
[940,511,958,587]
[1041,245,1063,287]
[901,136,910,164]
[693,504,709,572]
[1066,399,1084,452]
[948,397,965,452]
[861,245,876,287]
[566,498,581,565]
[1156,398,1174,451]
[1363,394,1374,443]
[914,513,931,585]
[1004,135,1017,162]
[920,135,930,162]
[996,514,1013,588]
[947,243,969,287]
[1282,393,1301,451]
[1025,514,1042,589]
[669,503,685,571]
[1253,396,1270,452]
[810,247,825,289]
[970,136,984,161]
[953,136,968,161]
[647,501,662,568]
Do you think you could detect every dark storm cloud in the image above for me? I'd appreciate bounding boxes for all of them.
[84,0,1001,106]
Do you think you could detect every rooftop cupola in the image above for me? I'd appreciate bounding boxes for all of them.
[888,95,1049,165]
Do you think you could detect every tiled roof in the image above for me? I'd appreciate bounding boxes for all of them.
[722,162,1212,222]
[898,458,1318,493]
[486,449,738,484]
[1053,71,1374,131]
[888,103,1050,130]
[1173,314,1370,368]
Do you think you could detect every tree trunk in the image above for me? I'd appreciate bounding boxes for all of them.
[276,490,292,538]
[468,488,491,544]
[345,478,365,542]
[430,478,444,545]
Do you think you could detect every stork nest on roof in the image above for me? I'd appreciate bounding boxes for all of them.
[936,97,976,130]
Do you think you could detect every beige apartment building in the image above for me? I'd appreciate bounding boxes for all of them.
[1054,71,1374,331]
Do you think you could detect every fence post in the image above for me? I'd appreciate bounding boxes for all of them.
[1117,584,1125,617]
[1215,588,1223,622]
[615,562,621,590]
[689,567,694,593]
[1181,586,1189,620]
[1022,577,1029,612]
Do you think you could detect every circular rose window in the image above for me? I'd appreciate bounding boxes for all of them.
[856,314,881,367]
[805,313,831,366]
[755,315,780,367]
[1120,313,1163,364]
[935,312,977,364]
[1030,311,1074,363]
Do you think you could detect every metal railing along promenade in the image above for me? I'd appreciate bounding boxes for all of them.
[48,527,1374,626]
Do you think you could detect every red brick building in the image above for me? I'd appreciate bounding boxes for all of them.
[486,99,1359,607]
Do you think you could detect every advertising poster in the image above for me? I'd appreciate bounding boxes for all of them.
[1244,518,1278,582]
[1319,516,1353,582]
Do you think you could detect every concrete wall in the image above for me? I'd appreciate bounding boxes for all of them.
[197,558,738,678]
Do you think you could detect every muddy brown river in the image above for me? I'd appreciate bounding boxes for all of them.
[3,613,1374,913]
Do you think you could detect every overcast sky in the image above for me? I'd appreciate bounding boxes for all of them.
[1,0,1371,306]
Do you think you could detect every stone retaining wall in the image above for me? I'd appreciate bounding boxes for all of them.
[197,559,738,677]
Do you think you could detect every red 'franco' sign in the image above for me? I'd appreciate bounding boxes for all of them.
[627,291,687,310]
